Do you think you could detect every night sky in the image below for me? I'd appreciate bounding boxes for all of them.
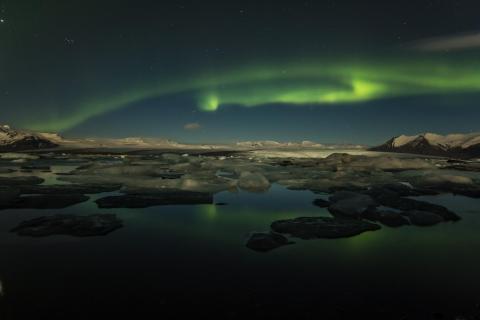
[2,0,480,144]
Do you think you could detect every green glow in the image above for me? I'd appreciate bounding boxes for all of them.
[25,55,480,131]
[198,204,218,220]
[199,93,220,112]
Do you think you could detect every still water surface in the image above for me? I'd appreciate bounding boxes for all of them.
[0,167,479,319]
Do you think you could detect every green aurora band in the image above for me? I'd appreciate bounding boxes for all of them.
[26,56,480,132]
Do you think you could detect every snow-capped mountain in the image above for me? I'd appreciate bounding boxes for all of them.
[235,140,325,149]
[86,137,181,148]
[235,140,366,150]
[370,132,480,158]
[74,137,227,150]
[0,125,60,151]
[235,140,324,149]
[0,124,366,153]
[0,125,224,151]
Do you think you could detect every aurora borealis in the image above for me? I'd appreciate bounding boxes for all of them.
[24,55,480,133]
[2,0,480,143]
[194,56,480,110]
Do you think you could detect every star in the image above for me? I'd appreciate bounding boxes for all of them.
[64,37,75,46]
[0,18,5,23]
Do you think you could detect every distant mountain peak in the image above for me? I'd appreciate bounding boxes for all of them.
[235,140,325,148]
[0,124,59,151]
[371,132,480,158]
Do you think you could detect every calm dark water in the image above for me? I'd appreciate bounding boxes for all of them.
[0,168,480,319]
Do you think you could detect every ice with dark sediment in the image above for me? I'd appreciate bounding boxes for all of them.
[11,214,123,237]
[0,150,477,246]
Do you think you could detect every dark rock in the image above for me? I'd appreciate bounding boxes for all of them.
[96,190,213,208]
[278,160,294,167]
[452,186,480,198]
[55,172,75,176]
[154,172,184,179]
[416,181,480,198]
[446,159,469,164]
[444,162,480,172]
[329,191,367,203]
[271,217,381,239]
[365,183,439,198]
[402,210,444,226]
[20,165,51,171]
[328,202,377,219]
[363,208,410,227]
[0,176,44,186]
[0,194,89,210]
[369,192,460,221]
[246,232,293,252]
[19,183,122,195]
[312,198,330,208]
[377,183,415,196]
[328,192,378,218]
[11,214,123,237]
[324,184,369,193]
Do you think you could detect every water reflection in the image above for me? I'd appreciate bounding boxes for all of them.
[0,166,479,318]
[198,204,218,220]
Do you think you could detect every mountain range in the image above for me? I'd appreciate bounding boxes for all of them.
[3,124,476,158]
[370,132,480,158]
[0,125,61,151]
[0,124,340,152]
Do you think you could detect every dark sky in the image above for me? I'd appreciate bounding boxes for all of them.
[1,0,480,144]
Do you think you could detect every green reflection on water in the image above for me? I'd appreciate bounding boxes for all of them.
[0,168,479,316]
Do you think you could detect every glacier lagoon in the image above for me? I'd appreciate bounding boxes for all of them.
[0,151,479,319]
